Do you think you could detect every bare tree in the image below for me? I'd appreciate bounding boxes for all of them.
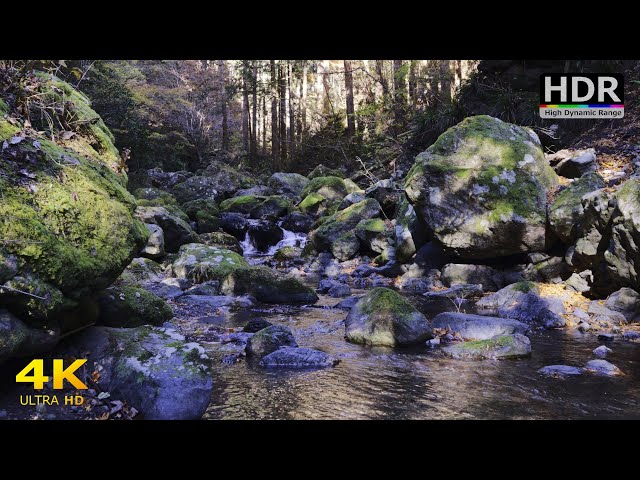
[270,60,279,168]
[344,59,355,137]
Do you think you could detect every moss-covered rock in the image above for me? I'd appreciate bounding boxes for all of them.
[0,77,148,347]
[442,333,531,360]
[299,192,328,217]
[172,243,248,283]
[395,195,429,263]
[267,172,310,199]
[181,198,219,220]
[220,266,318,304]
[116,257,164,286]
[310,198,381,260]
[219,195,266,214]
[135,206,199,252]
[133,187,178,206]
[273,246,302,262]
[345,287,433,346]
[201,162,255,197]
[249,195,291,220]
[301,176,350,204]
[171,175,220,204]
[199,232,243,254]
[405,115,558,259]
[245,325,298,357]
[355,218,390,254]
[549,172,605,244]
[98,285,173,328]
[308,164,344,179]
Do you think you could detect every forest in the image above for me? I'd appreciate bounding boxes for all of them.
[0,59,638,420]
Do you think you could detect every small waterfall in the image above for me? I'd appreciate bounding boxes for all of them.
[240,219,307,257]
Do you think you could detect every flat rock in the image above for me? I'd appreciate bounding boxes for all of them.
[538,365,583,377]
[431,312,530,340]
[259,347,339,369]
[442,334,531,360]
[584,359,623,376]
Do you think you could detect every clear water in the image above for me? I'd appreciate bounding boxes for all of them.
[239,220,307,257]
[203,289,640,420]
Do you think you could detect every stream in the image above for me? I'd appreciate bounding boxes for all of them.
[201,238,640,420]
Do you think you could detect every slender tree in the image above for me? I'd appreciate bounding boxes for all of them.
[344,59,355,137]
[251,61,258,161]
[439,60,452,102]
[288,60,295,157]
[218,60,229,151]
[279,62,287,165]
[393,59,407,133]
[242,61,250,152]
[270,60,279,168]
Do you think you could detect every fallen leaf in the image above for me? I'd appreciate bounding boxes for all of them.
[91,370,101,383]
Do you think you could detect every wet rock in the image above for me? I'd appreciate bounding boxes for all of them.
[135,206,199,253]
[59,326,213,420]
[584,359,623,376]
[172,243,248,283]
[249,196,292,221]
[552,148,597,178]
[538,365,583,377]
[442,333,531,360]
[338,192,367,210]
[220,266,318,304]
[593,345,612,358]
[273,246,302,262]
[117,257,164,286]
[246,325,298,357]
[431,312,530,340]
[259,347,339,369]
[334,295,363,310]
[405,115,558,259]
[199,232,243,254]
[97,285,173,328]
[604,287,640,323]
[423,284,484,299]
[141,224,165,259]
[597,333,615,342]
[267,172,309,199]
[345,287,433,346]
[219,212,249,239]
[248,220,284,252]
[623,331,640,342]
[328,284,351,298]
[280,212,315,233]
[243,318,273,333]
[441,263,503,292]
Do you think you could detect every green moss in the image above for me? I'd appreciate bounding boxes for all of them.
[356,218,385,233]
[373,250,389,266]
[181,199,219,220]
[299,192,326,211]
[220,266,318,303]
[99,285,173,328]
[219,195,265,213]
[460,335,514,350]
[172,244,248,282]
[512,281,536,293]
[273,246,301,261]
[301,176,348,200]
[359,287,416,318]
[0,118,21,139]
[0,99,8,116]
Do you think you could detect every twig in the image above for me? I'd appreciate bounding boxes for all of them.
[1,285,47,300]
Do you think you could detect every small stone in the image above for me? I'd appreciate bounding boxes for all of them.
[578,322,591,332]
[593,345,612,358]
[573,308,590,321]
[538,365,583,377]
[328,284,351,298]
[426,337,440,348]
[598,333,615,342]
[584,359,623,376]
[623,331,640,342]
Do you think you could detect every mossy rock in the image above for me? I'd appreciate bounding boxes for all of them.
[135,206,198,252]
[172,243,247,283]
[245,325,298,357]
[442,333,531,360]
[249,195,292,220]
[405,115,559,259]
[133,187,178,206]
[300,176,349,204]
[219,195,266,214]
[116,257,164,286]
[273,246,302,262]
[220,266,318,304]
[199,232,243,254]
[267,172,309,199]
[299,192,327,216]
[181,199,219,220]
[308,164,344,179]
[549,172,606,244]
[98,285,173,328]
[345,287,433,346]
[171,175,220,204]
[343,178,364,194]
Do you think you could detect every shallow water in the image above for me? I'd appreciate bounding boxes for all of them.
[203,290,640,420]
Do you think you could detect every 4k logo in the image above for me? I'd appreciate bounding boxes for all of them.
[16,359,88,390]
[540,73,624,119]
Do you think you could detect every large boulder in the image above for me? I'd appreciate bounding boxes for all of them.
[405,115,558,259]
[299,176,350,216]
[431,312,530,340]
[220,195,265,214]
[249,196,291,220]
[345,287,433,346]
[171,175,219,204]
[267,172,309,199]
[97,285,173,328]
[201,162,255,198]
[181,199,219,234]
[310,198,381,260]
[355,218,390,254]
[59,326,213,420]
[604,287,640,322]
[220,266,318,304]
[135,206,199,253]
[260,347,339,368]
[172,243,248,283]
[280,212,315,233]
[247,221,284,252]
[141,223,165,259]
[199,232,243,254]
[395,196,429,263]
[0,77,148,358]
[245,325,297,357]
[549,172,605,244]
[442,334,531,360]
[440,263,503,292]
[219,212,249,239]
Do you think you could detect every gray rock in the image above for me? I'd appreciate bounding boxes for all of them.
[142,282,184,300]
[424,284,484,299]
[442,333,531,360]
[247,220,284,252]
[441,263,503,292]
[597,333,616,342]
[588,301,627,325]
[328,284,352,298]
[243,318,273,333]
[135,206,199,253]
[365,179,402,218]
[246,325,298,357]
[97,285,173,328]
[141,223,166,259]
[219,212,249,239]
[394,196,429,263]
[573,308,590,321]
[172,243,248,282]
[578,321,592,332]
[565,271,592,293]
[553,148,597,178]
[267,172,309,199]
[346,287,433,346]
[584,359,623,376]
[538,365,583,377]
[339,192,367,210]
[397,268,442,293]
[334,295,363,310]
[623,331,640,342]
[259,347,339,368]
[522,255,569,283]
[185,282,220,296]
[59,326,212,420]
[171,175,219,203]
[593,345,612,358]
[280,212,315,233]
[431,312,530,340]
[604,287,640,322]
[220,266,318,304]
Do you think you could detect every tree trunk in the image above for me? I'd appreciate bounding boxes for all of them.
[439,60,452,102]
[288,60,295,158]
[262,94,267,157]
[428,60,439,103]
[344,59,355,137]
[218,60,229,151]
[300,60,307,138]
[393,59,407,134]
[242,61,249,152]
[270,60,279,168]
[375,60,390,98]
[455,59,462,90]
[278,63,287,166]
[408,60,417,107]
[251,61,258,161]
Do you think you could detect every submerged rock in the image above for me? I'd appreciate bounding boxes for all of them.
[431,312,530,340]
[593,345,612,358]
[584,359,623,376]
[345,287,433,346]
[259,347,339,368]
[538,365,583,377]
[405,115,558,259]
[246,325,298,357]
[442,333,531,360]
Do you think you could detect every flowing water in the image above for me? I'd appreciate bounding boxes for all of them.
[239,220,308,257]
[203,281,640,420]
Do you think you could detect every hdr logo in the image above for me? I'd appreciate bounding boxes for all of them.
[539,73,624,119]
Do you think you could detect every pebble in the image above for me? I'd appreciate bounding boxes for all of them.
[426,338,440,348]
[597,333,615,342]
[593,345,612,358]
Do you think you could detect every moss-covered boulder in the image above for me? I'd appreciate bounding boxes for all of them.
[395,195,429,263]
[219,195,265,214]
[201,162,255,197]
[249,195,291,220]
[308,164,344,179]
[299,192,329,217]
[220,266,318,304]
[181,198,219,219]
[345,287,433,346]
[116,257,164,286]
[97,285,173,328]
[245,325,298,357]
[172,243,248,283]
[135,206,199,252]
[273,246,302,262]
[171,175,220,204]
[301,176,350,204]
[199,232,243,254]
[310,198,381,260]
[355,218,389,254]
[59,325,213,419]
[442,333,531,360]
[405,115,559,259]
[133,187,178,206]
[0,76,148,356]
[0,309,60,361]
[267,172,310,199]
[549,172,605,244]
